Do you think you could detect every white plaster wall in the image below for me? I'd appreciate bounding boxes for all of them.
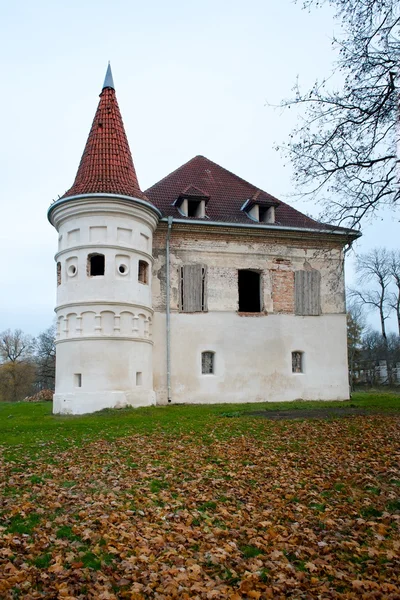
[152,227,349,405]
[56,212,153,307]
[49,196,159,414]
[153,312,349,404]
[54,338,154,414]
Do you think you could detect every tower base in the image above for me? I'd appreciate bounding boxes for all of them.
[53,390,156,415]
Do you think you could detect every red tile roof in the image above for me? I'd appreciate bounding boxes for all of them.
[144,155,340,230]
[62,87,147,201]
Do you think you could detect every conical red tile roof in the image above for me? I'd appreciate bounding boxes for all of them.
[62,73,147,200]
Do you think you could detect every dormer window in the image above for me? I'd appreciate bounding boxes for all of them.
[181,198,205,218]
[174,185,210,219]
[259,206,275,223]
[241,193,278,224]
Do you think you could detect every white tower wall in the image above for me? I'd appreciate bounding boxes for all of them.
[49,195,160,414]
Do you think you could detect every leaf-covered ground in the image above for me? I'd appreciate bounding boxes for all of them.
[1,397,400,598]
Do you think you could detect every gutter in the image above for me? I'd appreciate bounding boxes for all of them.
[166,216,173,403]
[159,217,361,238]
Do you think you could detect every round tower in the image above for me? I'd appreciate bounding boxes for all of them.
[48,65,161,414]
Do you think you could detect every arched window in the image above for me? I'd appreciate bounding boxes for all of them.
[57,262,61,286]
[88,253,105,277]
[138,260,149,284]
[202,351,215,375]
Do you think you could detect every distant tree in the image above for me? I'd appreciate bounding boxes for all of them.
[0,329,35,363]
[35,325,56,391]
[278,0,399,228]
[347,301,365,390]
[0,329,36,401]
[350,248,393,383]
[388,250,400,335]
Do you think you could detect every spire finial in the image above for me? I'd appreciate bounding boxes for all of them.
[102,62,115,90]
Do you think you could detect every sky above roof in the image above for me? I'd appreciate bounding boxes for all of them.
[0,0,398,335]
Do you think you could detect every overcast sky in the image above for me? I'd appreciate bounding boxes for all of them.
[0,0,398,336]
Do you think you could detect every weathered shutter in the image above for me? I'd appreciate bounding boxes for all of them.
[181,264,204,312]
[295,270,321,316]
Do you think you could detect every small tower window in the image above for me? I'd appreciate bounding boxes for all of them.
[138,260,149,284]
[57,262,61,286]
[88,253,105,277]
[292,351,303,373]
[202,351,215,375]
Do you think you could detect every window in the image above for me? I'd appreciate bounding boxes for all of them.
[292,352,303,373]
[67,264,77,277]
[178,197,206,218]
[74,373,82,387]
[180,264,207,312]
[295,270,321,316]
[138,260,149,284]
[136,371,143,386]
[88,253,105,276]
[187,199,204,217]
[238,270,261,312]
[241,199,277,223]
[259,206,275,223]
[202,351,214,374]
[57,262,61,286]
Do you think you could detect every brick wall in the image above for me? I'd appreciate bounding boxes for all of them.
[271,269,295,313]
[152,224,345,315]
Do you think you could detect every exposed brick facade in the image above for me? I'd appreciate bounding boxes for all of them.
[271,269,295,313]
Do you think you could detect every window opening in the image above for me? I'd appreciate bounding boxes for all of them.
[136,371,143,386]
[119,264,126,274]
[74,373,82,387]
[259,206,275,223]
[68,264,77,277]
[292,352,303,373]
[187,200,200,217]
[238,270,261,312]
[88,253,105,276]
[138,260,149,284]
[202,351,214,374]
[57,262,61,286]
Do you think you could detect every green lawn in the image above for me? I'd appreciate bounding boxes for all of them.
[0,391,399,598]
[1,390,399,460]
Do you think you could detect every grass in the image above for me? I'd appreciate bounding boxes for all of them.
[0,389,399,598]
[0,389,398,460]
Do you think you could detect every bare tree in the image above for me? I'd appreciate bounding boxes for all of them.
[35,325,56,391]
[347,300,365,390]
[388,250,400,335]
[350,248,393,382]
[0,329,36,401]
[0,329,35,364]
[277,0,399,228]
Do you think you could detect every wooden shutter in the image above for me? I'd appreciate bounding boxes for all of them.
[181,264,205,312]
[295,270,321,316]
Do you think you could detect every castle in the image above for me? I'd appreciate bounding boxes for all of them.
[48,65,359,414]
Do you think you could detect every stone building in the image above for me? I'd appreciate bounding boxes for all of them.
[48,66,360,414]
